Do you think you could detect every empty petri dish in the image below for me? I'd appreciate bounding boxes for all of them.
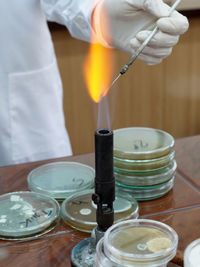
[116,176,175,201]
[0,191,60,240]
[27,162,95,200]
[61,190,139,233]
[114,160,177,186]
[114,127,174,160]
[95,219,178,267]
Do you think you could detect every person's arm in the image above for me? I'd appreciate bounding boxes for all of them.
[40,0,99,42]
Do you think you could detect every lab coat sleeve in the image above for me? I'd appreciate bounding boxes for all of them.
[40,0,99,42]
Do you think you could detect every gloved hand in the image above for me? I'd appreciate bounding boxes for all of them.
[93,0,189,65]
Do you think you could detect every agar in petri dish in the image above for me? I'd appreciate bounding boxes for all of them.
[0,191,60,240]
[61,190,139,232]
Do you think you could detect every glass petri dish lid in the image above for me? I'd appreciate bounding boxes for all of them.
[114,160,177,186]
[0,191,60,240]
[184,238,200,267]
[114,127,174,160]
[27,161,95,200]
[61,189,139,233]
[116,176,175,201]
[114,161,173,176]
[114,150,175,172]
[99,219,178,267]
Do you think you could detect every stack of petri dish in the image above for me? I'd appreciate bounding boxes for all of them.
[114,127,176,201]
[95,219,178,267]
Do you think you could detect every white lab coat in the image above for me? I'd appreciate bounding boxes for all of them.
[0,0,98,166]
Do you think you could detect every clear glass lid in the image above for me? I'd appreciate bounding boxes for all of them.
[184,239,200,267]
[0,191,60,240]
[27,162,95,200]
[114,127,174,160]
[61,189,139,233]
[116,176,175,201]
[114,160,177,186]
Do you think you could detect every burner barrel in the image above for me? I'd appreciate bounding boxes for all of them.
[93,129,115,231]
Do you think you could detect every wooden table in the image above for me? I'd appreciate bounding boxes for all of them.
[0,135,200,266]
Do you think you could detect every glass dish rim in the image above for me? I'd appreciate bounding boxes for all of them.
[27,161,95,195]
[116,176,174,189]
[114,160,177,180]
[114,127,174,159]
[114,150,175,165]
[61,189,139,227]
[0,191,60,236]
[103,218,178,262]
[184,238,200,266]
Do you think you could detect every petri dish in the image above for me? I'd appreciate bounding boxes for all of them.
[114,160,177,186]
[95,219,178,267]
[61,189,139,233]
[116,176,175,201]
[114,161,174,175]
[114,127,174,160]
[0,191,60,240]
[114,150,175,172]
[184,239,200,267]
[27,162,95,200]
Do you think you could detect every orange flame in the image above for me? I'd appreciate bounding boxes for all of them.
[83,9,113,103]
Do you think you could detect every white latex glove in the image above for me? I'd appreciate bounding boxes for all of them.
[93,0,189,65]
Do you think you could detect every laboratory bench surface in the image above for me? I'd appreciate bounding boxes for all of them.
[0,135,200,266]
